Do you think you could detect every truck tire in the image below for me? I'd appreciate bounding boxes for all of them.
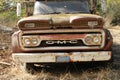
[104,54,114,68]
[23,63,35,74]
[97,53,114,69]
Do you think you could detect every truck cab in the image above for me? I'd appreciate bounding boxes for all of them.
[12,0,113,72]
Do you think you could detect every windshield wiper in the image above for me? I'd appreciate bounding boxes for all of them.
[69,11,89,14]
[48,12,61,14]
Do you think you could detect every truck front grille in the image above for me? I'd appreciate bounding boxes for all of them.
[19,29,105,51]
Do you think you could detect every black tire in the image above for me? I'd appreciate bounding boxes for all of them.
[96,54,114,69]
[23,63,35,74]
[104,55,114,68]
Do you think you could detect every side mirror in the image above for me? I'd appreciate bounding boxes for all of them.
[16,3,21,17]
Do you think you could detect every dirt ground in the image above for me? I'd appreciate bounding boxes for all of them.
[0,26,120,80]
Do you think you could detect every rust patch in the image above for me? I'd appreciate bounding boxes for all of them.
[104,39,113,50]
[108,52,111,56]
[68,52,73,56]
[38,34,86,40]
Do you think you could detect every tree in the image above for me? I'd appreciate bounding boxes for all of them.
[100,0,107,13]
[0,0,5,11]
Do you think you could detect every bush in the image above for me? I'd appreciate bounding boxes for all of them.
[0,7,26,27]
[107,0,120,25]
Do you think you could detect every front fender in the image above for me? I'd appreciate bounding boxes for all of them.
[104,29,113,50]
[12,30,22,53]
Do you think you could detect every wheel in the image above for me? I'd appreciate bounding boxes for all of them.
[97,54,114,69]
[23,63,35,74]
[104,55,114,68]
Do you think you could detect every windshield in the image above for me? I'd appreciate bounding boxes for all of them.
[34,0,90,15]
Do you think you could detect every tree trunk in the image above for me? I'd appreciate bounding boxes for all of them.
[101,0,107,13]
[89,0,97,14]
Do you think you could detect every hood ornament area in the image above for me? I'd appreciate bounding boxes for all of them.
[88,21,98,29]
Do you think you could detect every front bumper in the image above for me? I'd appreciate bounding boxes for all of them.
[12,51,112,63]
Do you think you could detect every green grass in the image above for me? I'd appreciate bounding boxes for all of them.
[107,0,120,25]
[0,8,26,27]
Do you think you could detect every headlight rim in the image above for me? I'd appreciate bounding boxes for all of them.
[24,38,31,45]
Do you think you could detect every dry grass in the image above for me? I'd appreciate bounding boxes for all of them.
[0,62,120,80]
[0,26,120,80]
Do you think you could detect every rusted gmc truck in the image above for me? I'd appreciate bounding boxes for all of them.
[12,0,113,72]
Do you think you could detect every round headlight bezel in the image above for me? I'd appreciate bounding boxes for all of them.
[24,38,31,45]
[85,36,92,44]
[32,38,39,45]
[93,37,99,43]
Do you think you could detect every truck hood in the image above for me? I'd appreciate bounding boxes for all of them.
[18,14,104,30]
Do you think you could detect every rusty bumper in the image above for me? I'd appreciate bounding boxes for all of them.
[12,51,112,63]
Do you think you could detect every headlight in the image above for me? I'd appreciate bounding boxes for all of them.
[93,37,99,43]
[84,34,101,45]
[85,36,92,44]
[24,38,31,45]
[22,36,40,47]
[32,38,38,45]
